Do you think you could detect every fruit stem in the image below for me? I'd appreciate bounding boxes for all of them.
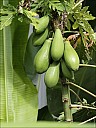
[61,80,73,122]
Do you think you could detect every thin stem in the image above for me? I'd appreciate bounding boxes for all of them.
[67,82,96,98]
[79,116,96,125]
[71,104,96,110]
[70,89,83,105]
[79,64,96,68]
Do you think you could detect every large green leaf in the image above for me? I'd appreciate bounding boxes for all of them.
[37,106,54,121]
[47,83,63,116]
[12,20,38,122]
[0,0,38,122]
[24,32,40,80]
[1,121,95,128]
[0,0,13,121]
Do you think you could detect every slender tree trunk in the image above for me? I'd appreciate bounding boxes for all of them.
[62,80,73,122]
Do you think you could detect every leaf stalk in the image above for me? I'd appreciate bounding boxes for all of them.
[71,104,96,110]
[67,82,96,98]
[79,64,96,68]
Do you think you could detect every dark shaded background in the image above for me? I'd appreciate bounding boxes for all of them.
[83,0,96,30]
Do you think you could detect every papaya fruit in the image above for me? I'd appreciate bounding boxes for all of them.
[34,39,51,73]
[64,40,80,71]
[33,28,48,46]
[61,59,74,80]
[36,15,49,34]
[51,28,64,61]
[44,62,60,88]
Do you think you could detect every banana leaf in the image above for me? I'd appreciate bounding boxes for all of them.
[1,121,95,128]
[0,0,38,122]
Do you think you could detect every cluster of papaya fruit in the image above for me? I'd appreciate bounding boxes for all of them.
[32,15,80,88]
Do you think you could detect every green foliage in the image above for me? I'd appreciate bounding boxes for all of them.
[49,0,64,13]
[75,36,96,63]
[0,0,95,44]
[22,9,38,28]
[0,4,16,30]
[12,20,38,122]
[0,2,39,30]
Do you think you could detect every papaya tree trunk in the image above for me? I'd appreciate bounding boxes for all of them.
[62,80,73,122]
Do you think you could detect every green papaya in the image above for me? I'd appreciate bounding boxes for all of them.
[36,15,49,34]
[61,59,74,80]
[34,39,51,73]
[33,28,48,46]
[64,41,80,71]
[44,62,60,88]
[51,28,64,61]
